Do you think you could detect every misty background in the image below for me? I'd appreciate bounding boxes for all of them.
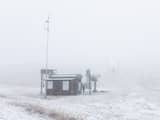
[0,0,160,89]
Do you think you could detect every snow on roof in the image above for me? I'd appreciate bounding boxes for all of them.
[46,77,76,81]
[46,74,82,81]
[49,74,82,78]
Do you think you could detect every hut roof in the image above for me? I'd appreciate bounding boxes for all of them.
[47,74,82,81]
[46,77,76,81]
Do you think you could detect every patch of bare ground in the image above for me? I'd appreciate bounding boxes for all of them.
[10,102,78,120]
[0,94,7,98]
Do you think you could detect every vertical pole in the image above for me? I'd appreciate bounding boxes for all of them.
[93,80,97,92]
[86,69,92,95]
[89,72,91,95]
[40,70,43,95]
[44,16,50,98]
[46,16,50,72]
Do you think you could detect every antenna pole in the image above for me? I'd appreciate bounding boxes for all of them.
[44,16,50,98]
[46,16,50,71]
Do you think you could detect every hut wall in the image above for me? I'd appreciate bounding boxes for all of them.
[46,80,81,95]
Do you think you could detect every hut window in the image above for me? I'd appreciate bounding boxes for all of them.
[62,81,69,91]
[78,82,81,91]
[47,81,53,89]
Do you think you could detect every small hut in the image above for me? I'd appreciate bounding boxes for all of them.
[41,69,82,96]
[46,74,82,95]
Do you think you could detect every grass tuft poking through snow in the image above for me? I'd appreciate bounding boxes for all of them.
[10,102,78,120]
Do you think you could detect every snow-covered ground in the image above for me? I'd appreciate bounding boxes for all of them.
[0,85,160,120]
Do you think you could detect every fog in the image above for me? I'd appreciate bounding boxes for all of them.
[0,0,160,89]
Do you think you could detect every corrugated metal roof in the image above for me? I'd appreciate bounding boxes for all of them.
[49,74,82,78]
[46,77,76,81]
[45,74,82,81]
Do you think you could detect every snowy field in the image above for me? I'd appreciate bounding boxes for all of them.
[0,85,160,120]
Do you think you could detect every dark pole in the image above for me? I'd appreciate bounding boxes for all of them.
[93,80,97,92]
[40,70,43,95]
[44,16,50,98]
[86,69,92,95]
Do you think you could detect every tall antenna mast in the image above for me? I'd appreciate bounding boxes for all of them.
[43,16,50,98]
[45,16,50,71]
[43,15,55,98]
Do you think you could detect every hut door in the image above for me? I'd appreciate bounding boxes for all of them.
[70,81,75,94]
[62,81,69,91]
[53,81,62,92]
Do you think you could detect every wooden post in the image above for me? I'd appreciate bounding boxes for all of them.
[44,79,47,98]
[86,69,92,95]
[40,71,43,95]
[93,80,97,92]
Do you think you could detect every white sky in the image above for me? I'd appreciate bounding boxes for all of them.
[0,0,160,88]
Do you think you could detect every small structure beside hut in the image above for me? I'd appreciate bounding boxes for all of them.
[41,69,82,96]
